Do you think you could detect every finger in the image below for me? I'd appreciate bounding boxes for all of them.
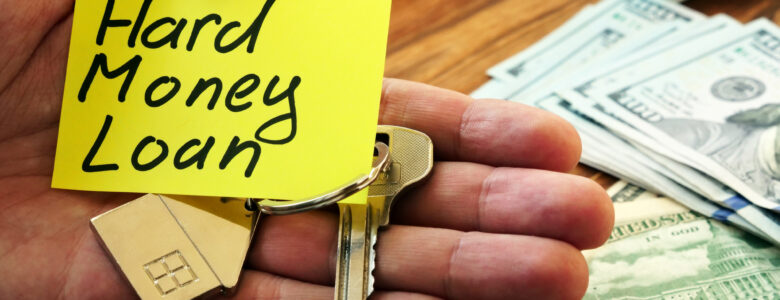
[227,270,331,300]
[371,291,443,300]
[392,162,614,249]
[248,210,338,285]
[380,78,581,171]
[375,227,588,300]
[228,270,442,300]
[247,217,588,300]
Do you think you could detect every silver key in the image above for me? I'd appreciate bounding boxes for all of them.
[335,125,434,300]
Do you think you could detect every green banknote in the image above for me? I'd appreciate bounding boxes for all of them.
[584,181,780,299]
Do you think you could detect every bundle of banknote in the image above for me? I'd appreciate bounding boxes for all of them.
[473,0,780,246]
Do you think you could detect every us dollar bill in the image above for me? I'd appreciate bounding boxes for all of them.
[557,14,740,103]
[513,18,736,108]
[539,95,780,244]
[584,181,780,299]
[484,0,703,100]
[540,17,780,242]
[585,19,780,212]
[514,22,692,103]
[471,5,597,99]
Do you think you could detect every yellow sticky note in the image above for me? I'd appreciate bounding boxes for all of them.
[53,0,391,200]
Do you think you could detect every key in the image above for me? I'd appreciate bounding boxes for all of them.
[91,194,259,299]
[335,125,434,299]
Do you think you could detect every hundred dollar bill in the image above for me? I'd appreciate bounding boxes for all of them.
[483,4,597,81]
[486,0,703,99]
[551,16,780,220]
[551,94,780,243]
[483,16,740,177]
[472,2,707,100]
[504,16,738,103]
[511,16,780,241]
[554,14,741,159]
[539,95,780,243]
[555,19,740,166]
[557,14,741,100]
[471,78,511,99]
[563,94,780,242]
[584,181,780,299]
[586,19,780,212]
[471,5,596,99]
[513,22,691,102]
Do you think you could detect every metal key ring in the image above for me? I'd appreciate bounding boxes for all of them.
[248,142,390,215]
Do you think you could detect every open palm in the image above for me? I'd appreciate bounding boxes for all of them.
[0,1,613,299]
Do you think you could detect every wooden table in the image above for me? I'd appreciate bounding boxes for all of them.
[384,0,780,188]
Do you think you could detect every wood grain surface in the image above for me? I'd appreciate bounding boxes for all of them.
[384,0,780,187]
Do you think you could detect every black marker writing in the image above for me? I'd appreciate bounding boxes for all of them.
[79,0,299,177]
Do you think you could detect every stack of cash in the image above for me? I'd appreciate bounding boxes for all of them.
[473,0,780,246]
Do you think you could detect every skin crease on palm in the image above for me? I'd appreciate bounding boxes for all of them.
[0,1,614,299]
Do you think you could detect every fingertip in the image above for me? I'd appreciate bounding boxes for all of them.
[549,242,590,300]
[558,176,615,249]
[371,291,444,300]
[558,114,582,171]
[524,105,582,172]
[448,233,589,300]
[514,238,589,300]
[587,180,615,248]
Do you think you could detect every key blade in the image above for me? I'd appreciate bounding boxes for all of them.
[366,196,383,296]
[335,203,380,300]
[91,194,222,299]
[160,195,259,289]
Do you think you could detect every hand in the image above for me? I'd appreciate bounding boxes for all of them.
[0,2,613,299]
